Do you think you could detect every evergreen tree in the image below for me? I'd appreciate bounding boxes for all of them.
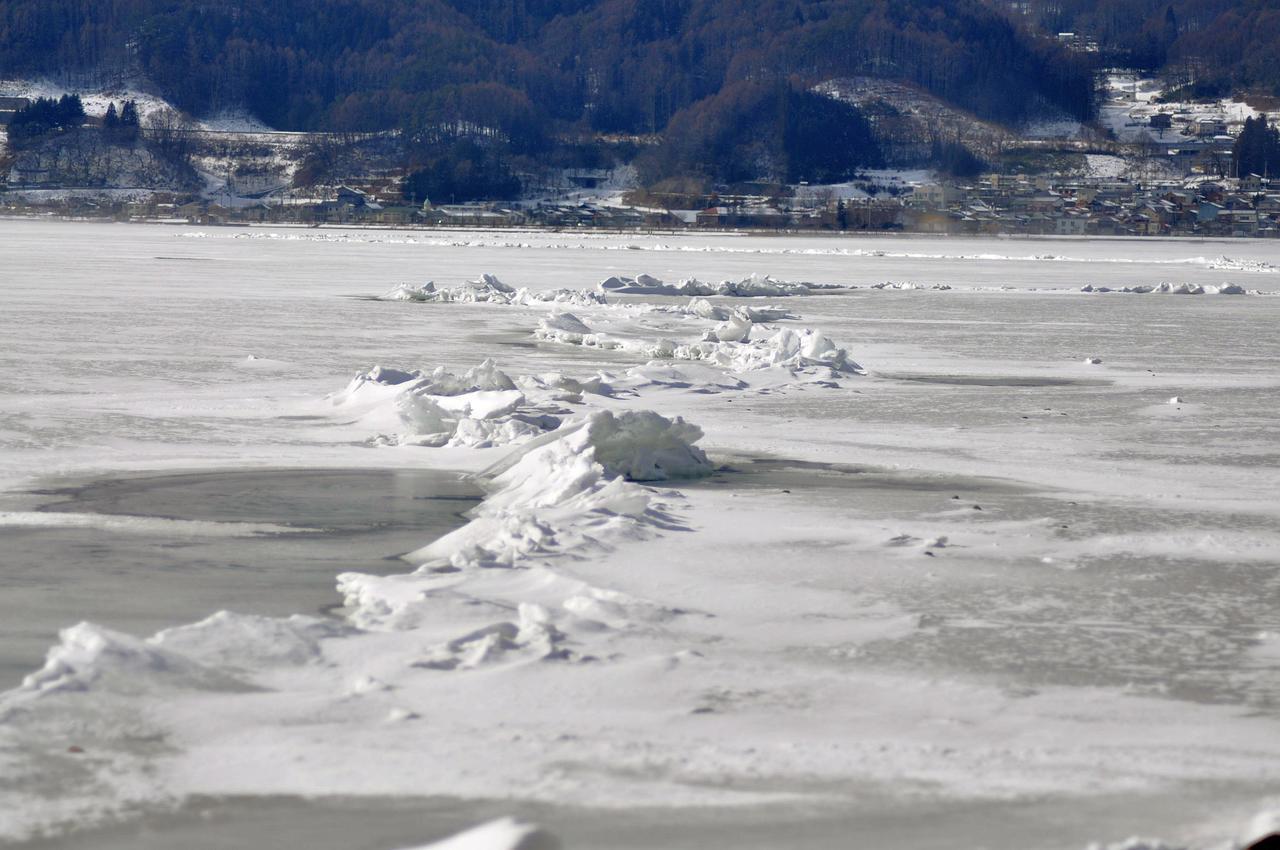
[119,99,141,140]
[7,93,86,143]
[1234,116,1280,178]
[57,93,85,126]
[104,102,120,129]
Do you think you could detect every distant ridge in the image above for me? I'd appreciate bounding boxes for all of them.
[0,0,1094,135]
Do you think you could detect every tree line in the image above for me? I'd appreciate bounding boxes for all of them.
[7,94,86,143]
[7,94,144,146]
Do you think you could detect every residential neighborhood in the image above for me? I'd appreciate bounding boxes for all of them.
[6,168,1277,238]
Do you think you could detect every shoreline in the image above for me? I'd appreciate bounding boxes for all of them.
[3,212,1278,244]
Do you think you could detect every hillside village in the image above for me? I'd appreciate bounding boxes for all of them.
[2,72,1279,237]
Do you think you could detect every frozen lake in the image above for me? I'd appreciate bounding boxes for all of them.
[1,220,1279,849]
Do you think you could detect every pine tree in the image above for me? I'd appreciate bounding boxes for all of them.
[119,99,141,140]
[1234,116,1280,178]
[57,93,85,126]
[104,102,120,129]
[8,93,86,143]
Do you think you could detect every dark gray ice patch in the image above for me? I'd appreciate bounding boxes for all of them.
[879,373,1111,388]
[692,455,1028,499]
[0,468,480,688]
[684,455,1280,709]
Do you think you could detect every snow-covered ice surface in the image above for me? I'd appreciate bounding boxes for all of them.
[1,220,1280,849]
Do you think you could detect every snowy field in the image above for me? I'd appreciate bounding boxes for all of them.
[1,220,1279,849]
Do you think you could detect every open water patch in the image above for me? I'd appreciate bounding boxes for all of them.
[0,468,480,688]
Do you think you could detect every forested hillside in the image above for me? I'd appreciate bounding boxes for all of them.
[1012,0,1280,93]
[0,0,1093,136]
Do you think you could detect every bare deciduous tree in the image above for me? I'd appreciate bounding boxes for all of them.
[145,107,198,164]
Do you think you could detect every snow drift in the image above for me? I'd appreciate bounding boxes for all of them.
[1080,282,1253,295]
[599,272,835,297]
[535,311,862,377]
[401,818,560,850]
[332,360,565,449]
[339,407,710,632]
[383,274,606,307]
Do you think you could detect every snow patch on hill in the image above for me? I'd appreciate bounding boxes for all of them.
[0,77,282,134]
